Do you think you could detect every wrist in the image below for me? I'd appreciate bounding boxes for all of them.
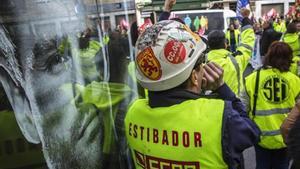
[163,6,171,12]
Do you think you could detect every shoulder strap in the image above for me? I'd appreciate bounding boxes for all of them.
[228,54,241,95]
[280,33,285,42]
[252,69,261,117]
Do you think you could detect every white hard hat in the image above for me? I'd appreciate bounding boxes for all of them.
[135,20,207,91]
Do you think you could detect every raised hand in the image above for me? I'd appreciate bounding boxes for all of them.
[164,0,176,12]
[202,62,224,91]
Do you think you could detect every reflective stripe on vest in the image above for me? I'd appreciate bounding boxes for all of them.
[125,98,228,169]
[241,25,253,32]
[245,68,300,149]
[239,43,253,51]
[261,129,281,136]
[228,54,241,96]
[255,108,291,116]
[207,49,242,96]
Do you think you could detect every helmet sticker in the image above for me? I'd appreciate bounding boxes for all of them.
[136,47,162,80]
[182,25,200,42]
[164,40,186,64]
[136,20,173,51]
[260,75,290,104]
[168,31,192,42]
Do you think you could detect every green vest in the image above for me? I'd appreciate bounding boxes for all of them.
[283,33,300,76]
[245,68,300,149]
[125,98,228,169]
[0,110,45,168]
[290,56,300,77]
[208,26,254,96]
[282,33,300,57]
[60,81,133,154]
[208,49,244,96]
[226,29,240,45]
[72,40,101,82]
[273,22,287,33]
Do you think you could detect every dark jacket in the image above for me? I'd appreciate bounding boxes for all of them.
[149,84,260,169]
[260,27,282,56]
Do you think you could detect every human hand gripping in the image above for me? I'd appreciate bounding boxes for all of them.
[164,0,176,12]
[202,62,224,91]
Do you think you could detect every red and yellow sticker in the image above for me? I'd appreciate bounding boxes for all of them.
[136,47,162,80]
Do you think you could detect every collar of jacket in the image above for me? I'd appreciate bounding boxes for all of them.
[148,88,201,108]
[208,49,231,61]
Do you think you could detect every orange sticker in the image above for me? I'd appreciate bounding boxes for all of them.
[183,25,200,42]
[136,47,162,80]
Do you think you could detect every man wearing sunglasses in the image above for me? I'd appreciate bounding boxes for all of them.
[125,20,260,169]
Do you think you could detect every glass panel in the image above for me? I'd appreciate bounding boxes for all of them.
[0,0,138,168]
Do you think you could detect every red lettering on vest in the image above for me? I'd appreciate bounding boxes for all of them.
[172,131,178,146]
[161,130,169,145]
[194,132,202,147]
[140,126,144,140]
[134,150,200,169]
[128,123,203,148]
[153,129,159,143]
[147,128,150,142]
[183,131,190,147]
[133,125,138,138]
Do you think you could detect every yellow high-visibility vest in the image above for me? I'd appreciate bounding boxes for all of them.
[125,98,228,169]
[72,40,101,82]
[245,68,300,149]
[282,33,300,57]
[226,29,240,45]
[208,25,254,97]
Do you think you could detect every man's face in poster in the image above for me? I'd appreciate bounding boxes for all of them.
[0,1,132,168]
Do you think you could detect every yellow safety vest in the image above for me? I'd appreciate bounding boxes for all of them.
[208,25,254,96]
[245,68,300,149]
[0,110,46,168]
[208,49,242,96]
[282,33,300,57]
[125,98,228,169]
[226,29,240,45]
[61,81,133,154]
[282,33,300,76]
[273,22,287,33]
[290,56,300,77]
[72,40,101,82]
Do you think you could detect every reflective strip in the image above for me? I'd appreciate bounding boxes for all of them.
[256,108,291,116]
[228,54,241,95]
[241,25,253,32]
[261,129,281,136]
[239,43,253,51]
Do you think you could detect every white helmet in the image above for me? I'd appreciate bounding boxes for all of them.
[135,20,207,91]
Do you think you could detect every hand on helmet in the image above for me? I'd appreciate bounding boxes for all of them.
[202,62,224,91]
[164,0,176,12]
